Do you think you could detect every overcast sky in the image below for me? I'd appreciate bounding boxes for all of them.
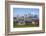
[13,8,39,17]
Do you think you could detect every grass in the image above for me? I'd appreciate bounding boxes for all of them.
[13,22,39,28]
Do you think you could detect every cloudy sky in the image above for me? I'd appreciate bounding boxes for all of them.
[13,8,39,17]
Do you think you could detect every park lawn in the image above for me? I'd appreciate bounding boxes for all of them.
[13,23,39,28]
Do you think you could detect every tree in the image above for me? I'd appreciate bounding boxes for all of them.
[34,15,38,18]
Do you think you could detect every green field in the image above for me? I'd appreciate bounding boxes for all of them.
[13,22,39,28]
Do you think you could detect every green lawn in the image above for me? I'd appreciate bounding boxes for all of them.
[13,22,39,28]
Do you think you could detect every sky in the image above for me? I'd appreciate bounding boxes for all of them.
[13,8,39,17]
